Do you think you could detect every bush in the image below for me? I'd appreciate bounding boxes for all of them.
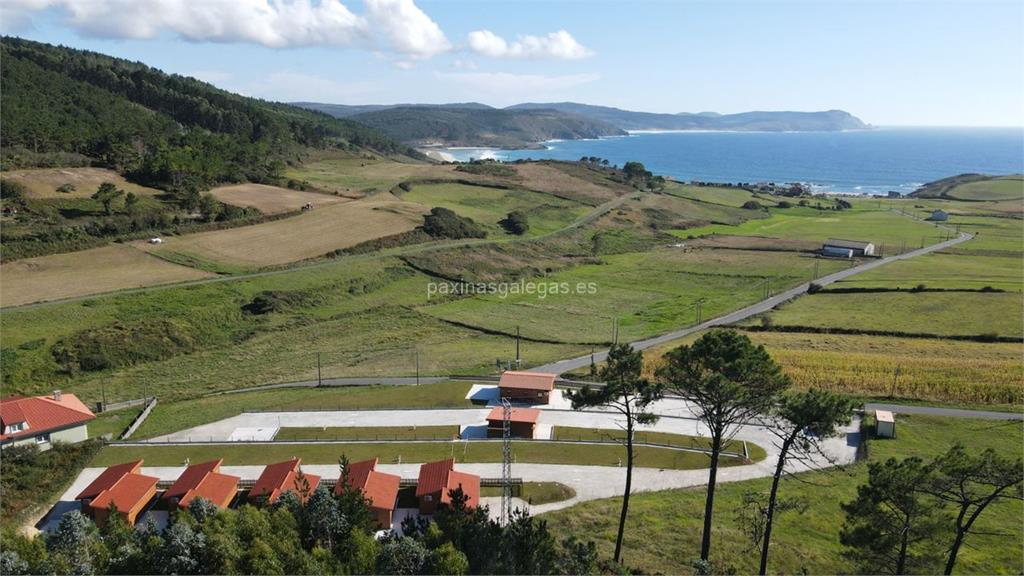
[777,200,792,208]
[498,211,529,235]
[422,207,486,239]
[909,283,927,293]
[742,200,762,210]
[242,290,319,315]
[51,319,201,373]
[807,282,824,294]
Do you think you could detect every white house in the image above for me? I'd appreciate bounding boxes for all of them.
[0,391,95,450]
[928,209,949,222]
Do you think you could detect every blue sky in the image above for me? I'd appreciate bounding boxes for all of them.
[3,0,1022,126]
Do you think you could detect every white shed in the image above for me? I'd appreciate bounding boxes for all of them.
[875,410,895,438]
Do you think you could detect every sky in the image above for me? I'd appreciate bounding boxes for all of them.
[2,0,1022,126]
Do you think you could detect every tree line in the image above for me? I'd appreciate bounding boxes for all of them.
[569,329,1021,574]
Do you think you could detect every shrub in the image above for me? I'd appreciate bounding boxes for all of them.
[51,319,201,373]
[909,283,927,293]
[56,183,76,193]
[742,200,762,210]
[807,282,824,294]
[422,207,486,239]
[777,200,793,208]
[498,211,529,235]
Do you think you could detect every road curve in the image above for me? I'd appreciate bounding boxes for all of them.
[533,231,975,375]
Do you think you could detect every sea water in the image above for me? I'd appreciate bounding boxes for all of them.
[444,127,1024,195]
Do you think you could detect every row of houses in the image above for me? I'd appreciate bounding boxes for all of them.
[75,457,480,530]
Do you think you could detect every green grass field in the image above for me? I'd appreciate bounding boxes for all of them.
[87,407,142,439]
[663,182,773,208]
[420,248,847,345]
[275,425,461,441]
[946,175,1024,201]
[834,251,1023,290]
[761,291,1023,338]
[551,426,766,461]
[134,381,475,439]
[92,439,753,470]
[399,182,590,237]
[947,215,1023,253]
[542,415,1024,575]
[671,206,948,248]
[481,482,576,505]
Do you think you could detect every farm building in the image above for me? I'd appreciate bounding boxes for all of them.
[162,459,240,510]
[249,458,321,504]
[76,460,159,528]
[822,238,875,257]
[928,209,949,221]
[1,391,95,450]
[875,410,896,438]
[416,458,480,514]
[486,406,540,439]
[336,458,401,528]
[498,371,556,404]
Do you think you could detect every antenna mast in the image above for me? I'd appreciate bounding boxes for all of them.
[501,397,513,525]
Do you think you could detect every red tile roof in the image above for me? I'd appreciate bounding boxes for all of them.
[444,470,480,508]
[337,458,399,511]
[486,406,541,424]
[89,473,159,514]
[163,459,239,509]
[416,459,480,508]
[416,458,454,497]
[498,371,556,392]
[249,458,321,504]
[1,393,95,442]
[179,472,240,509]
[76,461,143,501]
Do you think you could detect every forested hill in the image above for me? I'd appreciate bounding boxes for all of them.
[0,37,413,189]
[310,106,627,148]
[508,103,869,131]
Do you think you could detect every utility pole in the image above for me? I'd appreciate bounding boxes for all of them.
[415,348,420,385]
[813,260,820,280]
[612,317,619,345]
[889,365,901,398]
[515,325,521,369]
[695,297,706,325]
[316,352,322,386]
[100,381,107,412]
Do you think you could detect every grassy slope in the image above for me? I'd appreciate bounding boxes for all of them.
[762,291,1022,338]
[663,181,774,208]
[420,248,848,345]
[947,175,1024,201]
[542,415,1024,575]
[398,182,590,237]
[835,251,1023,290]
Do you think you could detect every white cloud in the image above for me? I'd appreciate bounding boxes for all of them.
[246,71,379,102]
[3,0,450,58]
[189,70,234,84]
[467,29,592,60]
[438,71,600,105]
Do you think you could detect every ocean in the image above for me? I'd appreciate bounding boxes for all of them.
[442,127,1024,195]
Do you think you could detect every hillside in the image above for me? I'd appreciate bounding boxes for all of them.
[0,37,413,188]
[910,173,1024,201]
[293,102,494,117]
[509,102,869,131]
[327,106,627,148]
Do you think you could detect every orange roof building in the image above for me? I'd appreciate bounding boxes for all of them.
[1,391,95,449]
[336,458,401,528]
[249,458,321,505]
[498,371,556,404]
[486,406,540,439]
[416,458,480,514]
[163,459,240,509]
[76,460,158,528]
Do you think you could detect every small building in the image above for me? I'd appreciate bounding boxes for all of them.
[249,458,321,505]
[498,371,556,404]
[1,391,96,450]
[887,191,902,198]
[486,406,540,439]
[336,458,400,528]
[875,410,896,438]
[928,209,949,222]
[416,458,480,515]
[822,238,875,257]
[76,460,159,528]
[162,459,240,510]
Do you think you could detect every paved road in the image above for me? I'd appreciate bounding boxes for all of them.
[865,403,1022,421]
[534,231,974,375]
